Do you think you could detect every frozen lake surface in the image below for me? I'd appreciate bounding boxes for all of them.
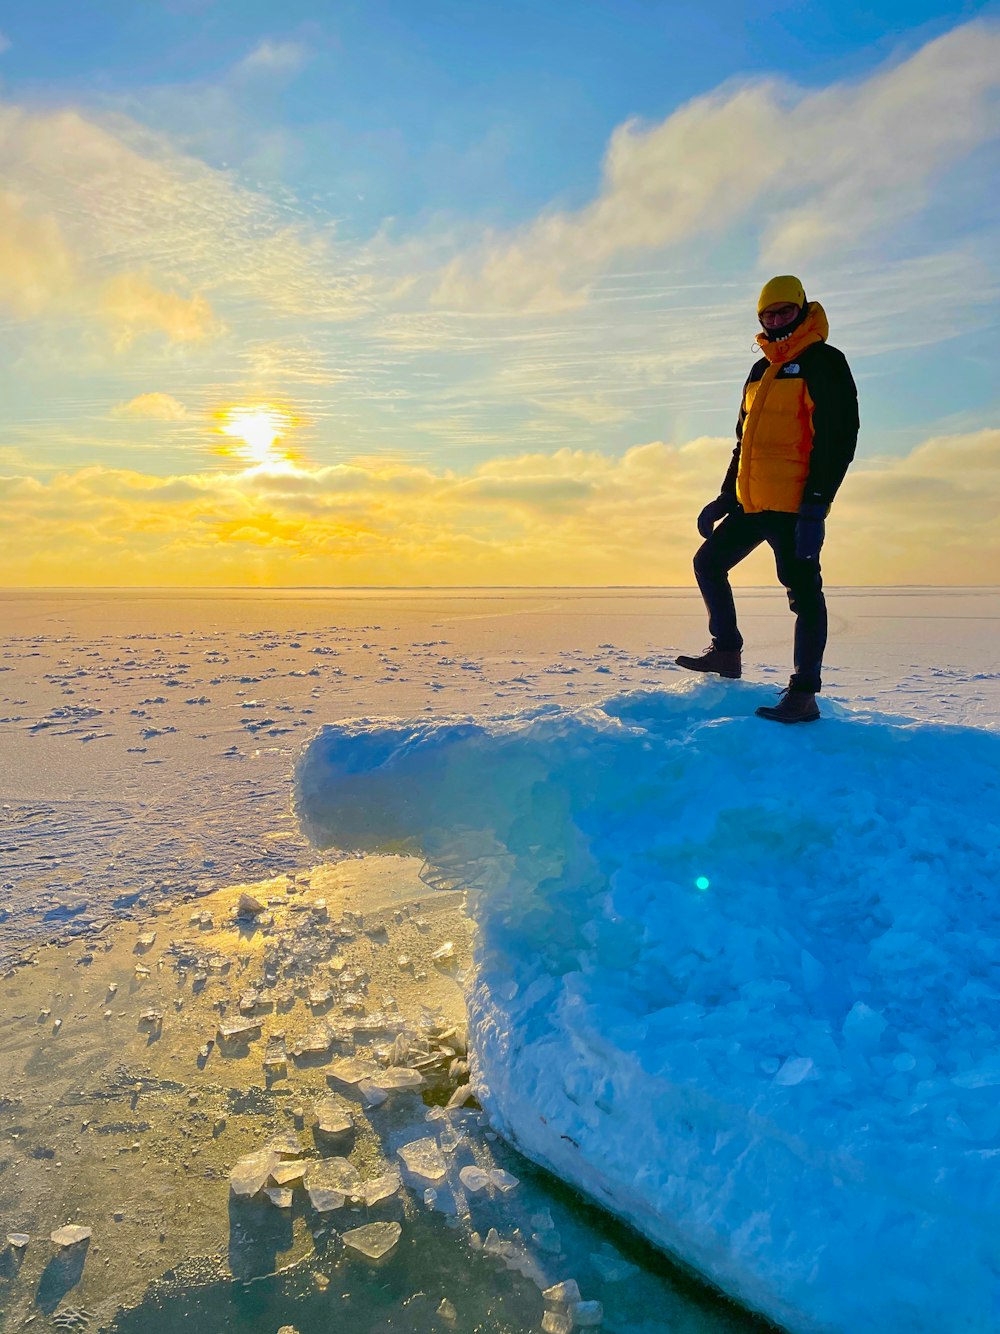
[1,587,998,1332]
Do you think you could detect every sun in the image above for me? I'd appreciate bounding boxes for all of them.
[218,405,295,468]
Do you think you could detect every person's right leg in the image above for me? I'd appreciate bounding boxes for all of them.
[753,513,824,722]
[691,510,766,651]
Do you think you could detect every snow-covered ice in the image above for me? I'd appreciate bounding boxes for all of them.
[296,675,1000,1334]
[4,586,1000,1331]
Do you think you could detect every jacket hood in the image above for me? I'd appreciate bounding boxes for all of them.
[756,302,829,364]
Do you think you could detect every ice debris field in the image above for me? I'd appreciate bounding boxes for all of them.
[296,677,1000,1334]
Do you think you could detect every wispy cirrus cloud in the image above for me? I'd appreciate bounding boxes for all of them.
[234,39,308,80]
[0,187,220,345]
[0,98,370,335]
[431,22,1000,313]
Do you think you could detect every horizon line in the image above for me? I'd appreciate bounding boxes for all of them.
[3,584,999,593]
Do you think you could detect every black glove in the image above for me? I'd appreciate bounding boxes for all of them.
[795,502,828,560]
[697,494,737,540]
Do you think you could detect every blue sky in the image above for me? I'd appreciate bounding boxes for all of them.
[6,1,992,231]
[0,2,998,584]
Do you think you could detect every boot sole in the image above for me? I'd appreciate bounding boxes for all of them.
[675,659,741,679]
[754,708,820,723]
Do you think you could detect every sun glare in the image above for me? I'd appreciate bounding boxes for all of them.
[218,405,295,468]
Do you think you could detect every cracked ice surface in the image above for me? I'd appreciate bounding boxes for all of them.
[296,677,1000,1334]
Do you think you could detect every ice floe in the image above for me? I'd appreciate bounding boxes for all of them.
[296,679,1000,1333]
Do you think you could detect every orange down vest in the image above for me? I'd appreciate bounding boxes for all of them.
[735,304,829,514]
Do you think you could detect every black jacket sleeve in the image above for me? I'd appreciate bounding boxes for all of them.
[800,345,859,509]
[721,368,757,498]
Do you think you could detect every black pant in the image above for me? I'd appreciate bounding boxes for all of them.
[693,509,827,692]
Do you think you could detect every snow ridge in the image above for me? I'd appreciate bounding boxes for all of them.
[295,679,1000,1333]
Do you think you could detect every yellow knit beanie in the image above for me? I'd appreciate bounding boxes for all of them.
[757,275,806,314]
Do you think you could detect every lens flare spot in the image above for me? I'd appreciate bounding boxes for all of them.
[695,876,710,891]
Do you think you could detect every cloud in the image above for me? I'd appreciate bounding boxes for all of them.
[0,18,994,511]
[432,22,1000,311]
[112,393,190,420]
[531,396,631,426]
[0,183,221,346]
[0,98,370,334]
[1,429,995,587]
[102,273,220,346]
[242,340,339,385]
[0,191,78,317]
[234,39,308,79]
[0,33,9,56]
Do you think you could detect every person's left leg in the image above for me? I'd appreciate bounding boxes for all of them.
[766,514,827,693]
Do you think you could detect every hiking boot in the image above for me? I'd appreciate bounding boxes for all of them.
[675,646,742,679]
[755,688,820,724]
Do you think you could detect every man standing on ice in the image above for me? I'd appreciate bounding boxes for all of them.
[676,275,859,722]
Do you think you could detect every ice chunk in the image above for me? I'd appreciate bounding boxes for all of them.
[800,949,825,991]
[534,1227,563,1254]
[265,1130,302,1159]
[304,1157,361,1211]
[436,1298,457,1322]
[432,941,455,962]
[842,1002,887,1052]
[270,1161,305,1187]
[590,1244,638,1283]
[265,1187,294,1209]
[543,1279,581,1305]
[363,1169,403,1206]
[314,1098,353,1136]
[341,1220,401,1260]
[263,1035,288,1074]
[571,1299,604,1327]
[541,1313,572,1334]
[6,1233,29,1250]
[489,1168,519,1191]
[293,1028,331,1057]
[372,1066,423,1091]
[356,1081,389,1107]
[327,1055,380,1085]
[951,1060,1000,1089]
[458,1165,491,1193]
[50,1225,93,1248]
[397,1137,447,1181]
[773,1056,815,1086]
[217,1019,261,1043]
[230,1149,278,1199]
[446,1084,476,1111]
[237,891,265,917]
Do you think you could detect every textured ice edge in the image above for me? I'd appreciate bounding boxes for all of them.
[294,679,1000,1334]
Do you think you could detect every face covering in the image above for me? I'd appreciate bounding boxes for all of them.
[761,300,810,341]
